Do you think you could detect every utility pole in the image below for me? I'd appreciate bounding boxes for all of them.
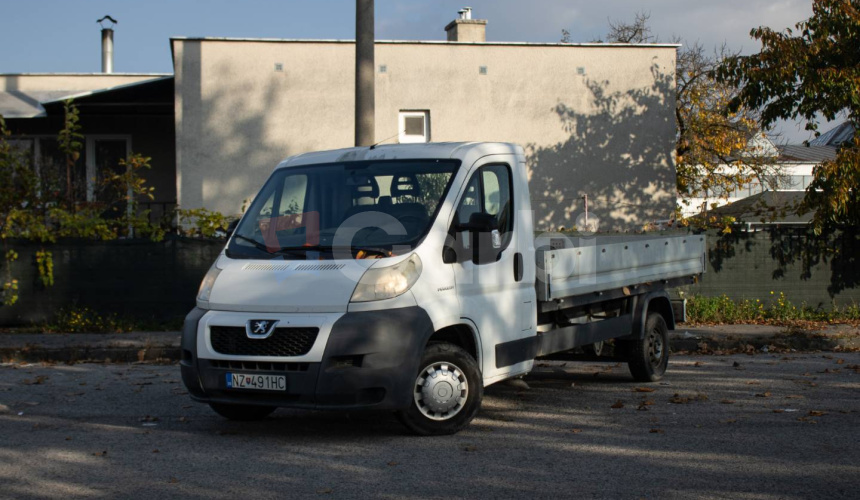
[355,0,375,146]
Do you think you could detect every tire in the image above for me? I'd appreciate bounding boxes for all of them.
[209,403,276,421]
[625,313,669,382]
[582,341,604,357]
[396,342,483,436]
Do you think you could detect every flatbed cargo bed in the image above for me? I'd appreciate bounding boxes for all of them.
[534,234,706,302]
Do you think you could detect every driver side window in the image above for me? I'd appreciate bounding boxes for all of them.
[455,164,513,237]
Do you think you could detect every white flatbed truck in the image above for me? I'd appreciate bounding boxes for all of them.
[181,142,705,434]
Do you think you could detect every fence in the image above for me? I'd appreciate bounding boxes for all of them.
[1,236,222,326]
[1,228,858,326]
[688,227,860,308]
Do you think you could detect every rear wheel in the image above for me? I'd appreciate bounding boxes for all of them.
[209,403,276,421]
[396,342,483,436]
[625,313,669,382]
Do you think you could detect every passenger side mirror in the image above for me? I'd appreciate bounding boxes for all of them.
[455,213,501,265]
[458,212,498,233]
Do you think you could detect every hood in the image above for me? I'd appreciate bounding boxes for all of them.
[206,256,378,313]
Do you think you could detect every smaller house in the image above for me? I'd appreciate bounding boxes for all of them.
[705,191,812,229]
[0,73,176,221]
[680,122,854,218]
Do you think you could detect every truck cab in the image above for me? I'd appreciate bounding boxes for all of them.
[181,142,702,434]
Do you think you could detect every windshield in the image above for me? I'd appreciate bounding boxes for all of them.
[227,159,459,260]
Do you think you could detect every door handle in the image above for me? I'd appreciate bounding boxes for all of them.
[514,252,523,282]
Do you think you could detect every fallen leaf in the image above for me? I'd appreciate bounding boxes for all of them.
[316,489,332,494]
[649,428,665,434]
[796,417,817,423]
[463,445,477,452]
[720,399,735,404]
[152,449,160,453]
[387,461,398,466]
[695,393,709,401]
[669,394,690,404]
[773,409,785,413]
[808,410,826,417]
[65,437,72,441]
[610,400,625,409]
[22,375,48,385]
[139,415,159,422]
[693,361,703,367]
[570,428,583,434]
[720,418,737,424]
[169,478,179,484]
[746,381,761,385]
[92,450,108,457]
[634,387,656,393]
[755,392,772,398]
[836,359,845,365]
[785,395,804,399]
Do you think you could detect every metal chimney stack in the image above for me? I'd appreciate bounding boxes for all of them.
[97,16,118,74]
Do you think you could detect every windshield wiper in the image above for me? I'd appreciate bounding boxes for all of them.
[232,235,308,258]
[276,244,332,252]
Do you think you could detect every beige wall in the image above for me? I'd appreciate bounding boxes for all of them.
[173,40,677,231]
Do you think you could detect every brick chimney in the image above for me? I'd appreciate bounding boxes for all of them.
[444,7,487,42]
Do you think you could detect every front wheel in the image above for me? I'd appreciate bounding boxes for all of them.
[396,342,483,436]
[623,313,669,382]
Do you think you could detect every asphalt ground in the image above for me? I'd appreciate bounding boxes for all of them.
[1,353,858,499]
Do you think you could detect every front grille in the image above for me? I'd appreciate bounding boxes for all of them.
[207,359,310,372]
[210,326,319,357]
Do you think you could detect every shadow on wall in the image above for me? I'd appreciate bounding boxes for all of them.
[706,227,860,302]
[526,62,677,232]
[181,44,293,215]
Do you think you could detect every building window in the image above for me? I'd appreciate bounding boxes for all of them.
[398,111,430,144]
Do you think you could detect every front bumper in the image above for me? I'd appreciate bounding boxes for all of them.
[180,306,434,411]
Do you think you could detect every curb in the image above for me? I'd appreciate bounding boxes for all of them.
[2,330,857,364]
[0,346,181,364]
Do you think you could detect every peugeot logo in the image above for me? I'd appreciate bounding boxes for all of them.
[246,319,279,339]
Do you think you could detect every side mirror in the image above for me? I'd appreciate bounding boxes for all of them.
[458,212,498,233]
[225,219,239,238]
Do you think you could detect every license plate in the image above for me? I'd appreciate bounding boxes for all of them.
[226,373,286,391]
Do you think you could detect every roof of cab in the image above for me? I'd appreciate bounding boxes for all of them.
[276,142,523,170]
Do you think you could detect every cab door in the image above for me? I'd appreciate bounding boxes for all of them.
[448,160,534,382]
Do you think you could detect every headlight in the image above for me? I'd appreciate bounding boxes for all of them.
[197,265,222,305]
[350,254,422,302]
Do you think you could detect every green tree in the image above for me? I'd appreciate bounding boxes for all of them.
[0,115,40,304]
[57,99,83,208]
[718,0,860,231]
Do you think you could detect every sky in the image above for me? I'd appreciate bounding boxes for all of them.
[0,0,825,141]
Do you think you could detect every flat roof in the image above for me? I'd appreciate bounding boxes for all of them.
[0,72,171,77]
[169,36,681,48]
[39,76,173,105]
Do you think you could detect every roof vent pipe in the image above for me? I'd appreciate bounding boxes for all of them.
[97,15,118,74]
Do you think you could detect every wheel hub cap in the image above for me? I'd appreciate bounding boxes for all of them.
[649,332,664,366]
[414,362,468,421]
